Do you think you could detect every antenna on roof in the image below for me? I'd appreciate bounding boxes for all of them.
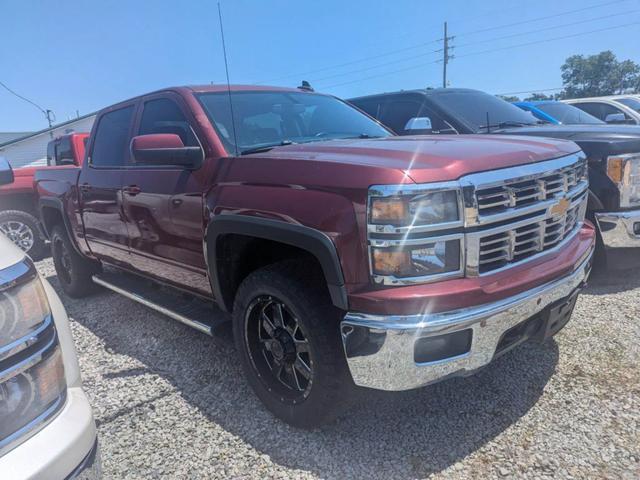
[217,2,239,156]
[298,80,314,92]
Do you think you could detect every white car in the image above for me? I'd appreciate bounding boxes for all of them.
[0,159,100,479]
[564,95,640,126]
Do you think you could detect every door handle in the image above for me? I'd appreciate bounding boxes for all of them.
[80,182,92,193]
[123,185,141,196]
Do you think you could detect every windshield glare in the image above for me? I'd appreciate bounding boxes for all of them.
[197,91,391,154]
[537,102,604,125]
[429,90,538,131]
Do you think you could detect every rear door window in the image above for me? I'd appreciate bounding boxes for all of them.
[91,106,135,167]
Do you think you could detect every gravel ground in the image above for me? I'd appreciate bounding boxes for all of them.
[35,258,639,479]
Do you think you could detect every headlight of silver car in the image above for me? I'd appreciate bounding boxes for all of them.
[606,153,640,207]
[0,260,66,454]
[368,183,464,284]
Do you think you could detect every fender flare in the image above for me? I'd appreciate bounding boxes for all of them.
[205,215,348,311]
[38,197,84,256]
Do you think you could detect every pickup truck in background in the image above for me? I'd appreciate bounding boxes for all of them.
[36,85,595,427]
[0,132,87,257]
[349,88,640,264]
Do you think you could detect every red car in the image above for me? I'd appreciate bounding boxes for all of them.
[0,133,87,256]
[35,85,595,427]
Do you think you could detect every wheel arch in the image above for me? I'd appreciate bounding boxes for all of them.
[39,197,84,256]
[205,215,348,312]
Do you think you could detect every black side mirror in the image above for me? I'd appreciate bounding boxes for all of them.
[131,134,204,168]
[0,157,14,186]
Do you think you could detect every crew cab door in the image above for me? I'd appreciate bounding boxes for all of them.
[78,104,135,265]
[121,93,210,295]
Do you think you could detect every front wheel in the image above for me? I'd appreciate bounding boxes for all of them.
[232,261,353,428]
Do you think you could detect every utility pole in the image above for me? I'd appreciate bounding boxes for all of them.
[46,110,55,138]
[442,22,454,88]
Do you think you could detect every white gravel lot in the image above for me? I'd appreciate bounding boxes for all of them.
[35,257,639,479]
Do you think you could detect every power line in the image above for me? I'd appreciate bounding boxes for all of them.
[308,47,441,84]
[319,58,442,89]
[0,80,55,132]
[255,0,634,85]
[452,20,640,60]
[321,20,640,91]
[253,38,442,84]
[496,87,564,96]
[455,9,639,49]
[455,0,634,38]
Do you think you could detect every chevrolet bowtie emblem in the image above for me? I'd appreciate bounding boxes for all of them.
[550,197,570,216]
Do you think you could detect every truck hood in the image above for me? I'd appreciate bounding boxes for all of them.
[496,124,640,158]
[255,135,581,184]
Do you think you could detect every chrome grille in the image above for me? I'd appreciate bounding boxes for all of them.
[475,160,587,215]
[477,192,586,273]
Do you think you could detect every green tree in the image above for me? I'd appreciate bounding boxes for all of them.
[496,95,520,102]
[560,51,640,99]
[524,92,556,101]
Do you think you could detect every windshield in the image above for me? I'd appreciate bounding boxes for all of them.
[536,102,604,125]
[616,97,640,113]
[197,91,392,155]
[428,90,539,132]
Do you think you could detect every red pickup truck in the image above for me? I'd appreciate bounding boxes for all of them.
[35,85,595,427]
[0,133,87,257]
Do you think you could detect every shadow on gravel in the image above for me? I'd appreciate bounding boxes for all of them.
[45,272,560,479]
[584,262,640,296]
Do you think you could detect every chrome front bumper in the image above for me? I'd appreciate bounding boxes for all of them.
[341,253,593,391]
[595,210,640,248]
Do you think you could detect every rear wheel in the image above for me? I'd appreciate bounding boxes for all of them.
[0,210,46,259]
[51,224,99,297]
[232,261,353,428]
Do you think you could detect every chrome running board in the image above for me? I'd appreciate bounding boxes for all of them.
[92,270,225,336]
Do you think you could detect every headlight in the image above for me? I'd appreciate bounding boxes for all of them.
[0,261,66,453]
[370,188,461,227]
[371,237,462,279]
[368,183,464,283]
[606,153,640,207]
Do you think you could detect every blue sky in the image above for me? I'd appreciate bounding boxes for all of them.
[2,0,639,131]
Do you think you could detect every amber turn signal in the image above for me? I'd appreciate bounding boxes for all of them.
[370,198,407,223]
[372,249,411,275]
[607,156,624,183]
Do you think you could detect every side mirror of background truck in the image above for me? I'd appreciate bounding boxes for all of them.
[0,157,14,186]
[403,116,433,134]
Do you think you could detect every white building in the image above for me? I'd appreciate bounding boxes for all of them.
[0,114,96,168]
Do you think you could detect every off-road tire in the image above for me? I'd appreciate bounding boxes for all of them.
[232,260,353,429]
[50,224,99,297]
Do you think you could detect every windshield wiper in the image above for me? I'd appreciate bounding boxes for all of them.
[240,140,296,155]
[478,120,536,132]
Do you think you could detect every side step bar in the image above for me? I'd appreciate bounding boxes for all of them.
[92,270,225,336]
